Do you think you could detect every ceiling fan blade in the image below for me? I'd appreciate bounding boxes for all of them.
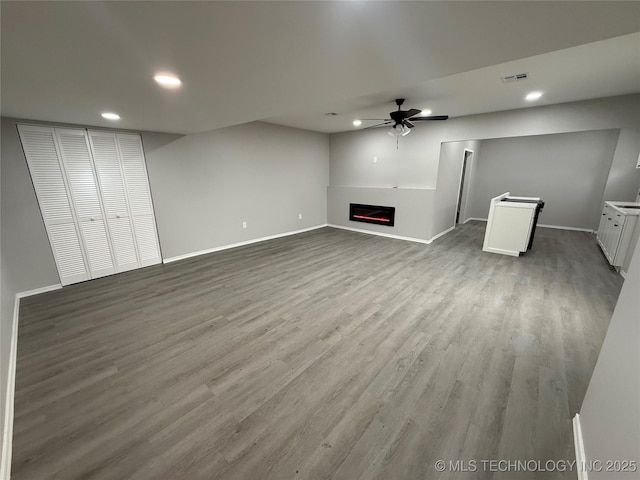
[409,115,449,121]
[359,118,390,121]
[365,121,393,129]
[405,108,421,118]
[404,120,415,128]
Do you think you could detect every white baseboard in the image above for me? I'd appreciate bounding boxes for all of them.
[483,246,520,257]
[1,283,62,479]
[163,224,328,264]
[538,223,593,233]
[572,413,589,480]
[16,283,62,299]
[1,296,20,480]
[462,217,593,233]
[327,224,432,245]
[430,226,455,243]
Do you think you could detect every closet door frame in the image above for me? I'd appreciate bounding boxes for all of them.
[19,123,162,286]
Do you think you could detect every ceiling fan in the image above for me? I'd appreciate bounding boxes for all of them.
[362,98,449,137]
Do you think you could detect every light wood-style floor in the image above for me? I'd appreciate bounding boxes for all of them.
[12,222,622,479]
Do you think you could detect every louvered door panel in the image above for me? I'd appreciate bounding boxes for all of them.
[108,217,139,272]
[55,128,103,219]
[48,224,88,279]
[55,128,115,278]
[116,133,162,266]
[117,134,153,215]
[17,125,89,285]
[133,215,161,264]
[81,219,115,274]
[88,130,141,272]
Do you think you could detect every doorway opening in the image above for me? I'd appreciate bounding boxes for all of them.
[456,149,473,224]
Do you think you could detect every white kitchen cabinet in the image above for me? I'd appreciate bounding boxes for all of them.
[482,192,542,257]
[596,201,640,269]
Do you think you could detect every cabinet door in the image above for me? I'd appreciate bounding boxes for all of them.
[54,128,116,279]
[116,133,162,266]
[603,216,615,262]
[597,207,608,248]
[17,125,90,285]
[88,131,140,273]
[608,216,625,264]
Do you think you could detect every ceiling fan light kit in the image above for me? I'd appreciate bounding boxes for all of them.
[387,124,411,137]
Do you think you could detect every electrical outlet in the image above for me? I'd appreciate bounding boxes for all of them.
[242,221,247,229]
[298,213,302,220]
[373,156,378,163]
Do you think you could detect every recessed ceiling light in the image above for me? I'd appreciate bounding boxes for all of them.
[154,74,182,88]
[101,112,120,120]
[353,119,362,127]
[525,91,543,101]
[420,109,432,116]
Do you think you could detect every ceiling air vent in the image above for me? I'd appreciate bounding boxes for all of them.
[324,112,339,116]
[500,72,529,84]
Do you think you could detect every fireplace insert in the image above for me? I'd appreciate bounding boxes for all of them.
[349,203,395,227]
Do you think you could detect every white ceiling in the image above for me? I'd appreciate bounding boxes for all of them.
[267,33,640,133]
[1,1,639,135]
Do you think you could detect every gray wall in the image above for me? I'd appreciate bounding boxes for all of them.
[0,255,15,471]
[602,127,640,203]
[0,118,329,458]
[579,234,640,479]
[1,118,64,463]
[465,130,620,230]
[329,94,640,238]
[1,119,62,292]
[0,135,5,470]
[145,121,329,259]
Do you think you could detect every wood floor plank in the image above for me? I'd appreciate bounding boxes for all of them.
[11,223,623,479]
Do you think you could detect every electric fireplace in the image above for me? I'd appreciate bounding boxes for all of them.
[349,203,395,227]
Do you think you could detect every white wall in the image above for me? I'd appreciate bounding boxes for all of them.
[579,235,640,479]
[465,130,620,230]
[145,122,329,260]
[329,94,640,237]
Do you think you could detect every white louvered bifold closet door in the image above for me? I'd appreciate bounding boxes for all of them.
[54,128,116,279]
[115,133,162,267]
[17,125,90,286]
[87,131,141,273]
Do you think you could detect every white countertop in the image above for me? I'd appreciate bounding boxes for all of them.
[606,201,640,216]
[494,195,540,209]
